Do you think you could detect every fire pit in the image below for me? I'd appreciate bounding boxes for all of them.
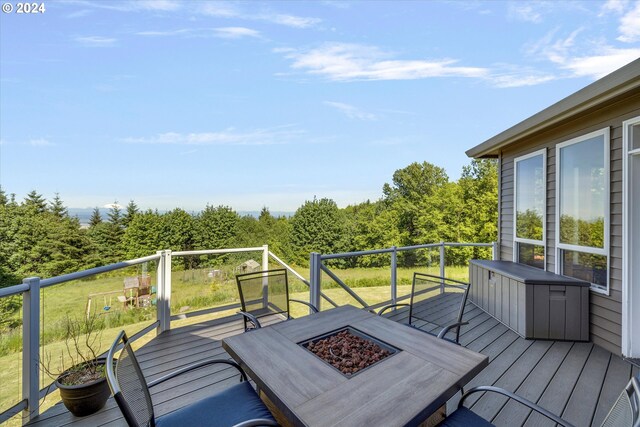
[299,327,399,377]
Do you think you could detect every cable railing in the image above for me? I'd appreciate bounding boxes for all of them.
[0,242,495,424]
[0,245,310,425]
[308,241,498,311]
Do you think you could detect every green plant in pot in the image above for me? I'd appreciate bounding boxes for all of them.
[42,313,112,417]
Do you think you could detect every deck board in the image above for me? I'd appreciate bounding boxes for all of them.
[26,300,634,427]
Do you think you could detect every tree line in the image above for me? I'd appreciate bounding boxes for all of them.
[0,159,497,289]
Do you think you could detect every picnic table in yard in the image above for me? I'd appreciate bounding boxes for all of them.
[222,304,488,427]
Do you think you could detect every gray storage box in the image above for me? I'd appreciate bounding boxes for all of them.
[469,260,590,341]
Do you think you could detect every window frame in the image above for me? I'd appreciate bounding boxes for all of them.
[513,149,547,269]
[555,127,610,294]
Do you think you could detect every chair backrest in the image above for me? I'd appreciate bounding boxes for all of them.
[409,273,470,340]
[601,374,640,427]
[106,331,155,427]
[235,269,290,328]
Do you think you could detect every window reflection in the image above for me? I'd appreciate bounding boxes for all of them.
[515,155,544,241]
[559,135,605,248]
[517,243,545,270]
[562,250,607,287]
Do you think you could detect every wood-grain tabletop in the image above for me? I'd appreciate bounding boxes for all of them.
[222,305,488,427]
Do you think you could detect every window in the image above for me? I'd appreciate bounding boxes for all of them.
[556,128,609,292]
[514,150,546,269]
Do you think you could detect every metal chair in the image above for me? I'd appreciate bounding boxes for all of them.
[106,330,278,427]
[378,273,470,344]
[235,268,318,331]
[440,374,639,427]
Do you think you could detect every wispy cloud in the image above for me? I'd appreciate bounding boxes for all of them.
[279,43,488,81]
[135,0,180,11]
[324,101,377,121]
[508,3,543,23]
[214,27,261,39]
[136,29,193,37]
[136,26,260,39]
[123,126,305,146]
[489,65,556,88]
[28,138,54,147]
[75,36,117,47]
[528,29,640,79]
[278,42,562,88]
[64,0,180,12]
[600,0,630,15]
[198,2,320,28]
[617,1,640,42]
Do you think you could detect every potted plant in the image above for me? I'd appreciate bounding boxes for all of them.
[42,313,112,417]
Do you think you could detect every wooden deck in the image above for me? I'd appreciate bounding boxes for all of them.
[26,300,637,427]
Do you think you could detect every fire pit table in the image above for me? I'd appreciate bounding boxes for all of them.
[222,305,488,427]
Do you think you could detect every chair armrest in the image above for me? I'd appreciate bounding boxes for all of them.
[377,303,410,316]
[148,359,248,388]
[459,386,576,427]
[239,311,262,330]
[436,321,469,340]
[289,299,319,313]
[233,419,280,427]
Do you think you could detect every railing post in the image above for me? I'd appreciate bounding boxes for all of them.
[439,242,446,293]
[492,241,499,260]
[22,277,40,424]
[262,245,269,309]
[390,246,397,305]
[309,252,321,313]
[156,250,172,334]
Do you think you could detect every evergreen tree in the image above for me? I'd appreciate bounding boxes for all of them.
[123,200,139,227]
[89,207,102,227]
[107,201,123,228]
[50,193,68,218]
[0,186,7,206]
[23,190,47,214]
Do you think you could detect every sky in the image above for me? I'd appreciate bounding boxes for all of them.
[1,0,639,212]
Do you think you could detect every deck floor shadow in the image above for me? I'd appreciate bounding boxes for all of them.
[26,302,634,427]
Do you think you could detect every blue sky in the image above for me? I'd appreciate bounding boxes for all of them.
[1,0,639,212]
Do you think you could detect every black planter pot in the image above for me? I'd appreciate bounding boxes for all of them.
[55,360,111,417]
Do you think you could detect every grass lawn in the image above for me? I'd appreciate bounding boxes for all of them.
[0,262,472,424]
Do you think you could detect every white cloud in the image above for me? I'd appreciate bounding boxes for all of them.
[618,1,640,42]
[508,3,543,23]
[324,101,377,121]
[260,14,321,28]
[529,29,640,79]
[559,47,640,78]
[135,0,181,11]
[197,2,320,28]
[136,27,260,39]
[198,1,238,18]
[123,126,304,146]
[62,0,179,12]
[136,29,193,37]
[28,138,54,147]
[280,43,488,81]
[489,72,556,88]
[600,0,629,15]
[75,36,116,47]
[214,27,261,39]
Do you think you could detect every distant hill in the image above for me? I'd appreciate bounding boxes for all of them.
[68,208,293,227]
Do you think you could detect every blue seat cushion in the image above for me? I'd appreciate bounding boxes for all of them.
[439,407,495,427]
[156,381,275,427]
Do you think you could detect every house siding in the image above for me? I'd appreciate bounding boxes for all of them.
[497,91,640,355]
